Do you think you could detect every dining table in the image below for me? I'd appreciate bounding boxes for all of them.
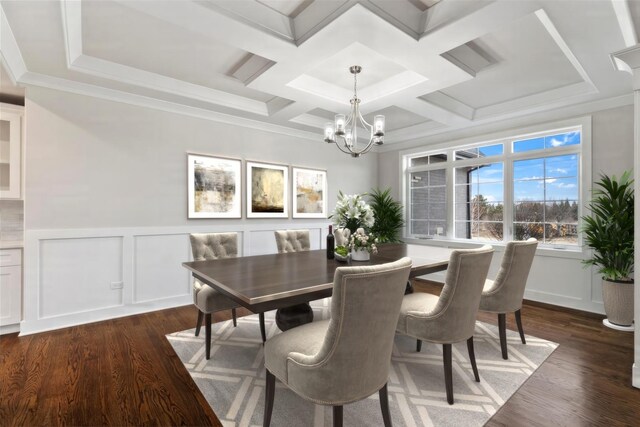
[182,243,453,332]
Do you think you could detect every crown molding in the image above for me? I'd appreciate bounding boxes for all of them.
[19,72,321,142]
[378,93,633,152]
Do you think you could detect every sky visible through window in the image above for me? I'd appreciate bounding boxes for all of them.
[471,132,580,203]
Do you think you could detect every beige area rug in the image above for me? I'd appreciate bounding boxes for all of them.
[167,299,557,426]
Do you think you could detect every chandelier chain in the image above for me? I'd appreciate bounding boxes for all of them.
[353,72,358,99]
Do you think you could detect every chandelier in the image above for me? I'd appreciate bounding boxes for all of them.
[323,65,385,157]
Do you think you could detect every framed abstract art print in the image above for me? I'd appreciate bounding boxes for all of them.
[187,154,242,218]
[246,161,289,218]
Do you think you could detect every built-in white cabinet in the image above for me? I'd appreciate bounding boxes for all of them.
[0,248,22,330]
[0,104,23,199]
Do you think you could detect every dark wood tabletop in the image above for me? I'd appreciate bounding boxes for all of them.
[182,243,453,313]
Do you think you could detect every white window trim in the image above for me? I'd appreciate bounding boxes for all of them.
[400,116,592,252]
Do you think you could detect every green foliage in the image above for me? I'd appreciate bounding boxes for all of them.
[369,188,404,243]
[581,171,634,282]
[335,246,348,256]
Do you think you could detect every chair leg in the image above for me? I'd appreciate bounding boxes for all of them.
[416,339,422,353]
[205,313,212,360]
[515,309,526,344]
[333,405,343,427]
[195,310,204,337]
[232,308,237,327]
[467,337,480,382]
[498,313,508,359]
[379,383,392,427]
[263,369,275,427]
[259,312,267,343]
[443,343,453,405]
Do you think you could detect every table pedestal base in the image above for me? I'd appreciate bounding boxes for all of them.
[276,303,314,331]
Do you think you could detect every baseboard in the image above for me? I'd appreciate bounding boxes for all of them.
[19,295,192,336]
[633,363,640,389]
[0,323,20,335]
[523,299,605,319]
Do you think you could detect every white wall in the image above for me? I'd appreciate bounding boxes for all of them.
[378,105,635,314]
[22,87,377,334]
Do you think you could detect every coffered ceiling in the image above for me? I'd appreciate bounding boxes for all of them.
[0,0,636,146]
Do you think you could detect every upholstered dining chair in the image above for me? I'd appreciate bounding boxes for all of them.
[333,228,351,247]
[263,257,412,427]
[396,245,494,405]
[274,229,310,253]
[190,232,242,360]
[480,238,538,359]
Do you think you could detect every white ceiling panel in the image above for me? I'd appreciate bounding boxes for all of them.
[438,12,584,109]
[364,106,430,131]
[305,43,407,92]
[82,1,274,102]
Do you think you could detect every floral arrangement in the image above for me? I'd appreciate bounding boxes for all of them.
[330,191,375,233]
[349,228,378,254]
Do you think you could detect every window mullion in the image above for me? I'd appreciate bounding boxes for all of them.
[446,149,454,238]
[504,146,514,241]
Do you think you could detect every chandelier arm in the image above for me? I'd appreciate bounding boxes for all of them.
[357,112,373,129]
[335,138,355,155]
[344,113,354,127]
[357,139,376,155]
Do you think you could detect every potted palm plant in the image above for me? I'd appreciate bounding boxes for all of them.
[369,188,405,243]
[581,171,634,330]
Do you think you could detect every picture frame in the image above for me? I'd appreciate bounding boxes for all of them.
[292,167,328,218]
[246,161,289,218]
[187,153,242,218]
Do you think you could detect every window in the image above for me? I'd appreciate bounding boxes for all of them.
[408,153,447,237]
[404,127,583,247]
[455,161,504,241]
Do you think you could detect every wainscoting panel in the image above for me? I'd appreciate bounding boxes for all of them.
[39,237,124,319]
[133,234,192,304]
[22,222,331,335]
[407,238,604,314]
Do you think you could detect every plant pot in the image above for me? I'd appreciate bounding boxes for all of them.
[602,279,634,327]
[350,248,370,261]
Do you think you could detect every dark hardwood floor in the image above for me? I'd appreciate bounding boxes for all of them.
[1,280,638,426]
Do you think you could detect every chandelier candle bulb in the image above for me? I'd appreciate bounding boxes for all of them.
[374,115,385,137]
[324,122,335,143]
[345,129,353,147]
[335,114,346,136]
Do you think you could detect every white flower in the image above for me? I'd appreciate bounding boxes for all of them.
[330,192,376,231]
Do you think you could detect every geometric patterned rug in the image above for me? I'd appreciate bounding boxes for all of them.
[166,298,558,427]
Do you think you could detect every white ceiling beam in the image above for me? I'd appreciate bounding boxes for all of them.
[59,0,270,116]
[111,0,297,62]
[610,0,638,48]
[395,97,471,127]
[70,55,270,116]
[200,1,295,42]
[535,9,595,90]
[0,3,27,84]
[419,0,540,54]
[60,0,82,66]
[419,92,475,121]
[360,0,424,39]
